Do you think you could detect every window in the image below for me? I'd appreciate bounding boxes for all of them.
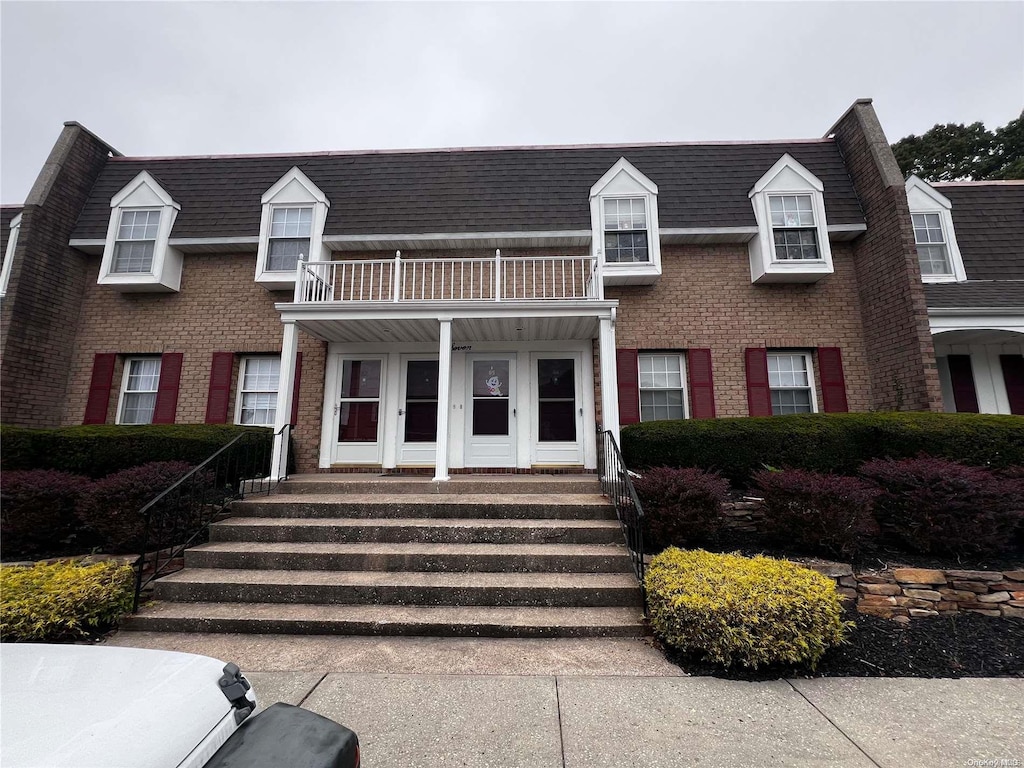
[267,207,313,272]
[0,212,21,298]
[119,358,161,424]
[911,212,952,276]
[112,209,160,273]
[767,352,816,415]
[639,353,686,421]
[604,198,649,263]
[235,357,281,426]
[769,195,820,260]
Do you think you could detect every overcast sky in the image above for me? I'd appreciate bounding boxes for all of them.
[2,1,1021,204]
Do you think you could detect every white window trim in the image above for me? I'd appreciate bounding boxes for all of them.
[748,154,835,284]
[99,171,182,292]
[234,355,281,427]
[767,350,819,415]
[116,356,162,425]
[0,213,22,298]
[256,167,330,291]
[905,175,967,284]
[589,157,662,285]
[638,352,689,421]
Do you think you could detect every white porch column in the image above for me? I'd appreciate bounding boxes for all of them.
[598,311,620,442]
[434,318,453,482]
[271,321,300,481]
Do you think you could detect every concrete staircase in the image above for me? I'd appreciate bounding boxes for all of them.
[123,475,646,638]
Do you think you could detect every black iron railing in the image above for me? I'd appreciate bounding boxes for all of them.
[132,424,291,610]
[597,429,647,609]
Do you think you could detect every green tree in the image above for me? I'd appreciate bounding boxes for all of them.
[891,112,1023,181]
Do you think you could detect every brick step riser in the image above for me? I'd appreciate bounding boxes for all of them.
[153,582,642,608]
[232,502,617,521]
[208,525,623,546]
[185,550,635,574]
[277,481,601,496]
[121,614,644,638]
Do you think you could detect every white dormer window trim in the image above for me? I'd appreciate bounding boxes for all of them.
[904,175,967,284]
[0,213,22,298]
[256,167,330,291]
[99,171,182,292]
[748,154,835,284]
[590,157,662,285]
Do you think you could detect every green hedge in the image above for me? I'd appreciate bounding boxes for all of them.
[621,413,1024,487]
[0,424,275,479]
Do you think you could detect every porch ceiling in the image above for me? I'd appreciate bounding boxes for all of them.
[933,328,1024,345]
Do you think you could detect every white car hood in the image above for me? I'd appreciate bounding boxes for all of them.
[1,644,246,768]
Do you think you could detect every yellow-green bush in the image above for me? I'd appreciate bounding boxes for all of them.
[0,560,135,642]
[646,548,848,670]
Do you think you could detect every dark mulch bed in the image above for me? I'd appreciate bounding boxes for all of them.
[662,612,1024,680]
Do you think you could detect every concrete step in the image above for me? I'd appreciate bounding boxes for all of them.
[185,541,635,574]
[232,493,616,521]
[153,568,643,607]
[123,602,646,638]
[209,517,624,546]
[277,474,601,496]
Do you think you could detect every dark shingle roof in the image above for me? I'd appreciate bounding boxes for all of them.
[0,206,22,256]
[70,141,864,240]
[924,281,1024,309]
[938,182,1024,281]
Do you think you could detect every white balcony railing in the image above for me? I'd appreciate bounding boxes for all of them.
[293,251,604,303]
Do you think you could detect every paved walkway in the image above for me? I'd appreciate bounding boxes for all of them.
[108,633,1024,768]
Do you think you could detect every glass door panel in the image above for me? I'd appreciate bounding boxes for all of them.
[471,359,510,436]
[338,359,381,442]
[538,358,576,441]
[404,359,439,442]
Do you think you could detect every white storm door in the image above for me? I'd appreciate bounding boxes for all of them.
[533,352,584,464]
[332,357,385,464]
[465,354,516,467]
[397,356,440,465]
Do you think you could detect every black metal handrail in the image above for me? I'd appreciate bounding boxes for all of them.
[132,424,291,610]
[597,429,647,609]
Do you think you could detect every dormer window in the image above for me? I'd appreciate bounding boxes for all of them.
[604,198,649,263]
[748,154,834,284]
[113,209,161,273]
[590,158,661,284]
[911,212,952,276]
[256,167,329,291]
[98,171,182,292]
[769,195,820,260]
[904,176,966,283]
[268,206,313,271]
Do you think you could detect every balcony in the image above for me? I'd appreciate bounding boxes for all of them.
[292,251,603,304]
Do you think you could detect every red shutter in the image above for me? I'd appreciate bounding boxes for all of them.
[152,353,183,424]
[205,352,235,424]
[83,353,117,424]
[745,347,773,416]
[817,347,849,413]
[687,348,716,419]
[1000,355,1024,415]
[947,354,980,413]
[615,348,640,426]
[289,352,303,426]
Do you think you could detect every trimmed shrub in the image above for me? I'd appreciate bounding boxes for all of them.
[621,413,1024,487]
[76,461,201,554]
[0,470,95,557]
[860,457,1024,556]
[0,560,135,641]
[754,469,880,559]
[633,467,730,550]
[0,424,275,479]
[646,548,848,670]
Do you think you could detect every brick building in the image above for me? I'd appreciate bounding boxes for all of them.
[1,99,1018,479]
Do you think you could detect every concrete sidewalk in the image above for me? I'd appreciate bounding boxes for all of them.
[108,634,1023,767]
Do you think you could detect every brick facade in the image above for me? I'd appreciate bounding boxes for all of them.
[827,100,942,411]
[1,123,115,427]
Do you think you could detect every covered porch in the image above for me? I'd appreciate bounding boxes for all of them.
[930,321,1024,415]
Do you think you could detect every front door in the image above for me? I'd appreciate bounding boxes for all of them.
[397,356,440,465]
[465,354,516,467]
[332,356,385,464]
[532,353,584,464]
